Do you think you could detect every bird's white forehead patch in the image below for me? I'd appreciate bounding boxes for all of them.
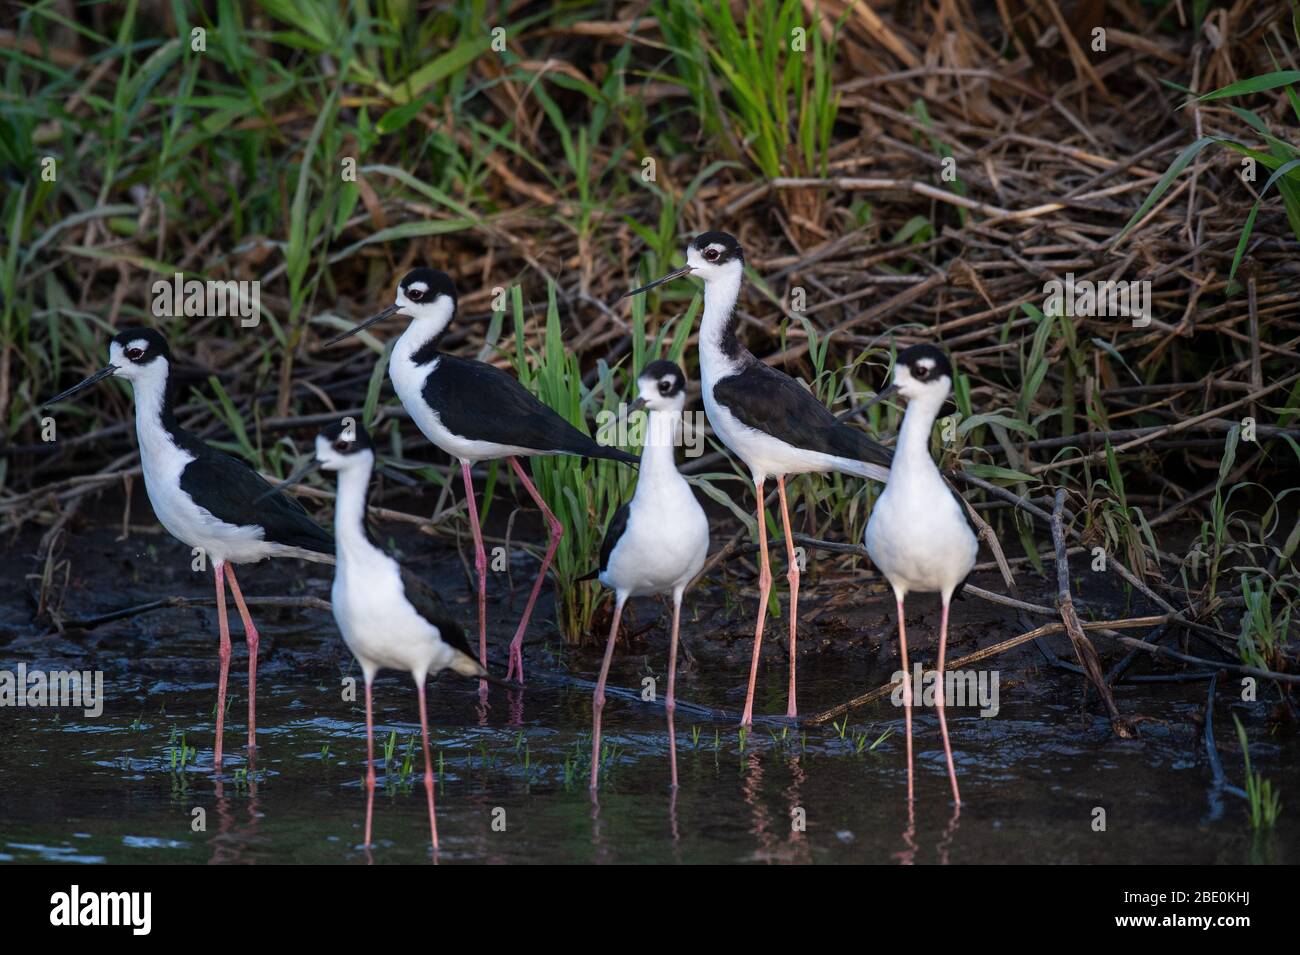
[916,357,935,373]
[707,243,725,254]
[126,338,150,353]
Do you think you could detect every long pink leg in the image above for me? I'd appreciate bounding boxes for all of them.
[416,678,439,853]
[363,677,375,847]
[224,564,259,754]
[897,596,914,804]
[667,588,683,789]
[775,477,800,719]
[213,561,231,771]
[936,598,962,806]
[740,479,771,727]
[460,460,489,675]
[590,596,625,790]
[505,456,563,683]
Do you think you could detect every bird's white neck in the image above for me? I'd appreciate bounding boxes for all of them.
[130,363,181,458]
[698,270,744,382]
[637,409,684,487]
[895,390,948,478]
[393,302,454,366]
[332,463,377,562]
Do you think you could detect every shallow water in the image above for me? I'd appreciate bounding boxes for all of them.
[2,525,1295,864]
[2,647,1294,864]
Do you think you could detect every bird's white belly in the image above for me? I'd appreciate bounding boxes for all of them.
[390,354,536,462]
[138,432,273,565]
[864,481,977,598]
[331,559,450,679]
[602,489,709,597]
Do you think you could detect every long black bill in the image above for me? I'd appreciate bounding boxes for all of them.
[619,265,694,300]
[861,382,899,410]
[377,464,419,488]
[257,458,320,503]
[44,365,117,408]
[840,383,899,422]
[323,303,399,347]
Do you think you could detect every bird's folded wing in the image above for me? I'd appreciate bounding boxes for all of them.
[397,564,478,660]
[593,501,631,578]
[424,354,629,460]
[178,449,333,553]
[712,361,893,469]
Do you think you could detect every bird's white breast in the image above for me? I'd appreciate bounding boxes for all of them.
[602,478,709,598]
[864,469,977,599]
[331,550,454,680]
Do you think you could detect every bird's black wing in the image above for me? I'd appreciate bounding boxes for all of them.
[397,564,478,661]
[712,359,893,470]
[177,441,333,556]
[943,476,979,600]
[578,501,631,582]
[424,354,636,464]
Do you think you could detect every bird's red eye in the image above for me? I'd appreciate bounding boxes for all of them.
[334,439,349,452]
[704,248,719,261]
[407,287,425,302]
[126,348,144,360]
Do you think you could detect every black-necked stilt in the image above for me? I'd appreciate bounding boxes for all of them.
[583,360,710,790]
[864,344,976,807]
[44,328,333,769]
[326,268,637,684]
[283,419,491,851]
[623,233,892,725]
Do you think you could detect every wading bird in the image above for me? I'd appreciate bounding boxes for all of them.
[282,420,492,851]
[622,233,892,724]
[326,269,637,683]
[582,361,709,790]
[44,328,333,769]
[864,344,976,807]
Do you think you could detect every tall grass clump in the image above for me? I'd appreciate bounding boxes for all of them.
[653,0,841,234]
[508,283,704,641]
[509,285,629,642]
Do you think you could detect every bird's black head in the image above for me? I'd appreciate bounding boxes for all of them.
[260,417,374,504]
[640,359,686,397]
[322,268,458,349]
[689,231,745,267]
[398,268,457,308]
[111,327,172,367]
[897,344,953,382]
[892,343,956,402]
[634,359,688,412]
[314,418,374,475]
[620,231,745,301]
[319,417,373,456]
[44,326,173,408]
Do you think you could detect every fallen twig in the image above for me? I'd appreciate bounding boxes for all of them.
[1051,490,1137,737]
[804,613,1168,725]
